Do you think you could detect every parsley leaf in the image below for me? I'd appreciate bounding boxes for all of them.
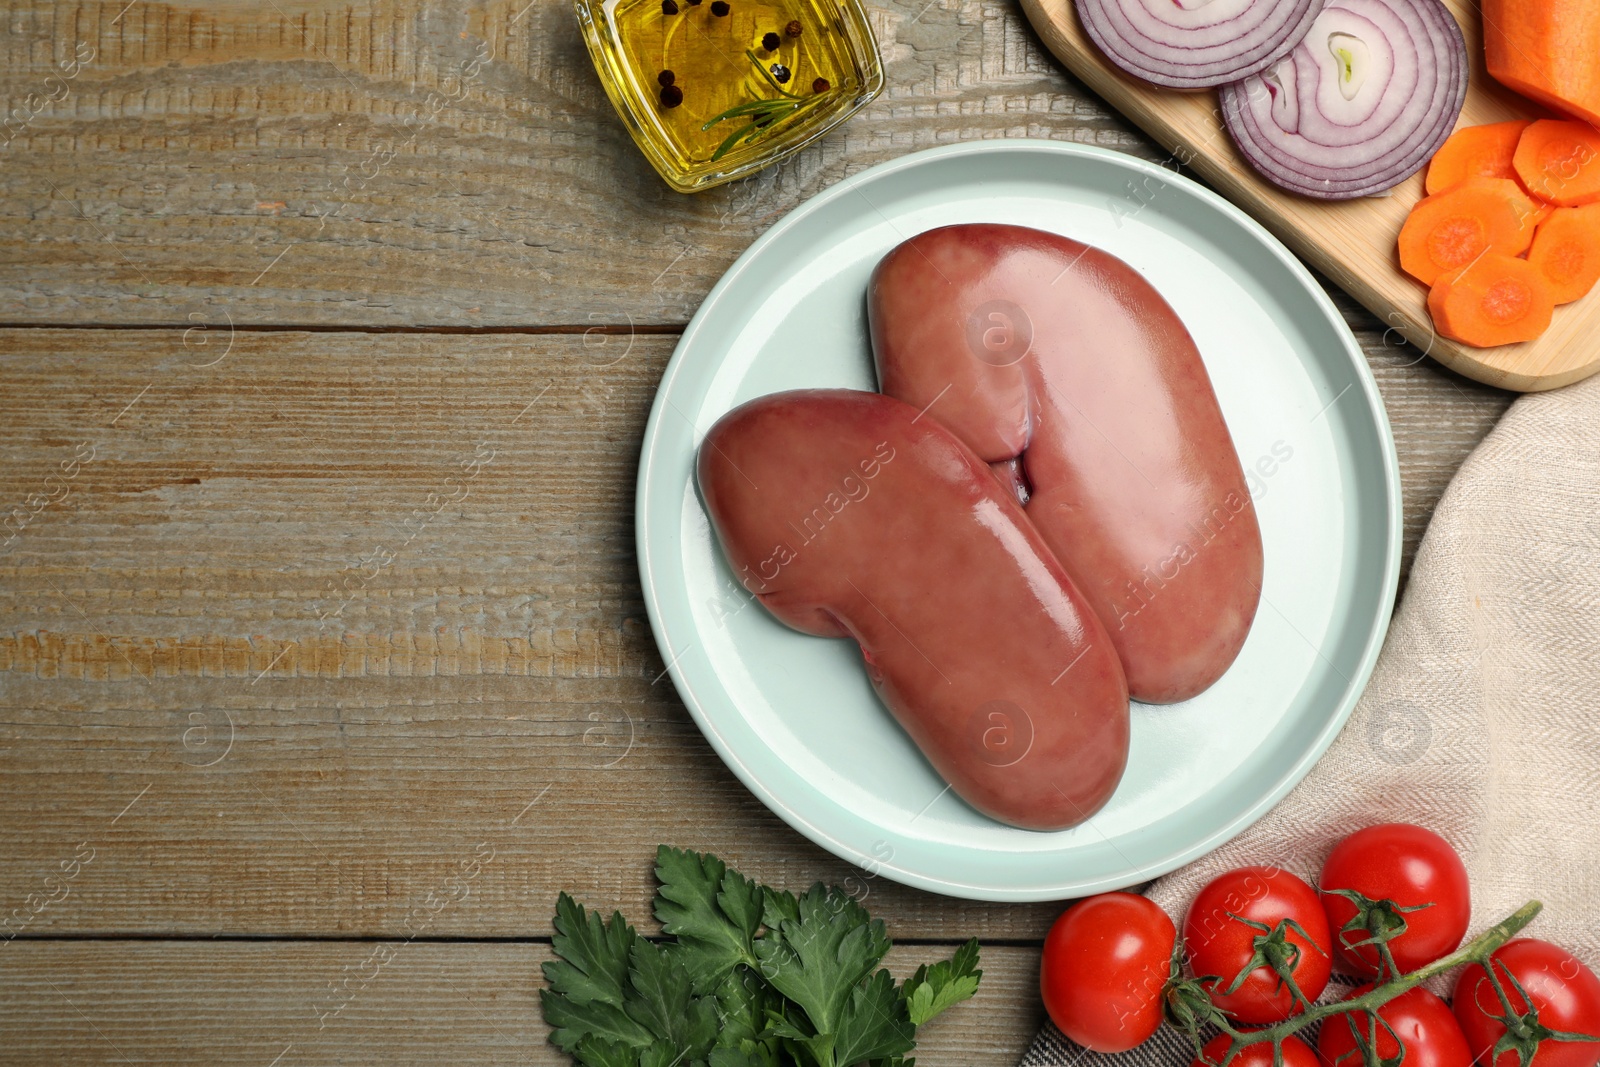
[573,1037,641,1067]
[762,885,801,929]
[654,846,764,991]
[832,968,916,1066]
[902,938,983,1026]
[540,850,982,1067]
[709,1049,777,1067]
[541,893,655,1054]
[753,885,890,1037]
[714,965,772,1050]
[624,939,720,1059]
[764,967,915,1067]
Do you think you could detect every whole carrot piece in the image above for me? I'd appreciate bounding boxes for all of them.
[1484,0,1600,128]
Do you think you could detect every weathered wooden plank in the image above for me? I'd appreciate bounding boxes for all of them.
[0,672,1080,939]
[0,328,1507,940]
[0,330,666,681]
[0,0,1148,328]
[0,940,1044,1065]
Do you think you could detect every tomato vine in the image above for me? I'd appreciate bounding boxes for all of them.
[1166,900,1545,1067]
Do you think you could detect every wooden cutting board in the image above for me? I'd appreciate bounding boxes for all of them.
[1019,0,1598,392]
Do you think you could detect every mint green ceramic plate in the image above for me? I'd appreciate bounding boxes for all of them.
[636,140,1400,901]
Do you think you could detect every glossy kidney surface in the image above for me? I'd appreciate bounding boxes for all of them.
[870,223,1265,703]
[697,388,1130,830]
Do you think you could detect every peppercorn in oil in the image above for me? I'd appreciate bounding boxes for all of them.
[600,0,869,165]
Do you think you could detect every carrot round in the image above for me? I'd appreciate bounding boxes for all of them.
[1426,121,1531,196]
[1484,0,1600,128]
[1428,253,1555,348]
[1398,178,1541,286]
[1526,198,1557,230]
[1513,120,1600,207]
[1527,205,1600,304]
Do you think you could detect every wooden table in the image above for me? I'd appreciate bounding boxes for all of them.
[0,1,1514,1062]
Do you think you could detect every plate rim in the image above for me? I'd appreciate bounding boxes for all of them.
[635,137,1403,901]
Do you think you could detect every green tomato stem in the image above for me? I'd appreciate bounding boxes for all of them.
[1214,900,1543,1053]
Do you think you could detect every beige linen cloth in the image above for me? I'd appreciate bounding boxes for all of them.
[1022,372,1600,1066]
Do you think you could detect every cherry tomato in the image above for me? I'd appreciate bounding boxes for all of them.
[1041,892,1176,1052]
[1191,1032,1319,1067]
[1319,985,1471,1067]
[1319,823,1470,977]
[1183,865,1332,1024]
[1454,939,1600,1067]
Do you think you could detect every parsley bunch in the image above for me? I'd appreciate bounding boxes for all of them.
[541,846,982,1067]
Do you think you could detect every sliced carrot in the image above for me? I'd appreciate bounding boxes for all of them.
[1398,178,1542,286]
[1428,253,1555,348]
[1426,121,1558,215]
[1484,0,1600,129]
[1513,120,1600,207]
[1426,121,1531,195]
[1526,205,1600,304]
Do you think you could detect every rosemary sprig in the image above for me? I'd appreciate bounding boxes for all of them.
[701,49,829,162]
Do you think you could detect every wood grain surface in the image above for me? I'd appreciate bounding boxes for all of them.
[0,0,1516,1062]
[1018,0,1600,392]
[0,0,1140,329]
[0,942,1043,1065]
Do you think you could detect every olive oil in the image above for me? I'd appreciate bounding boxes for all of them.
[575,0,882,191]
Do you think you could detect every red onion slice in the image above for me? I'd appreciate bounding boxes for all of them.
[1077,0,1327,90]
[1220,0,1467,199]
